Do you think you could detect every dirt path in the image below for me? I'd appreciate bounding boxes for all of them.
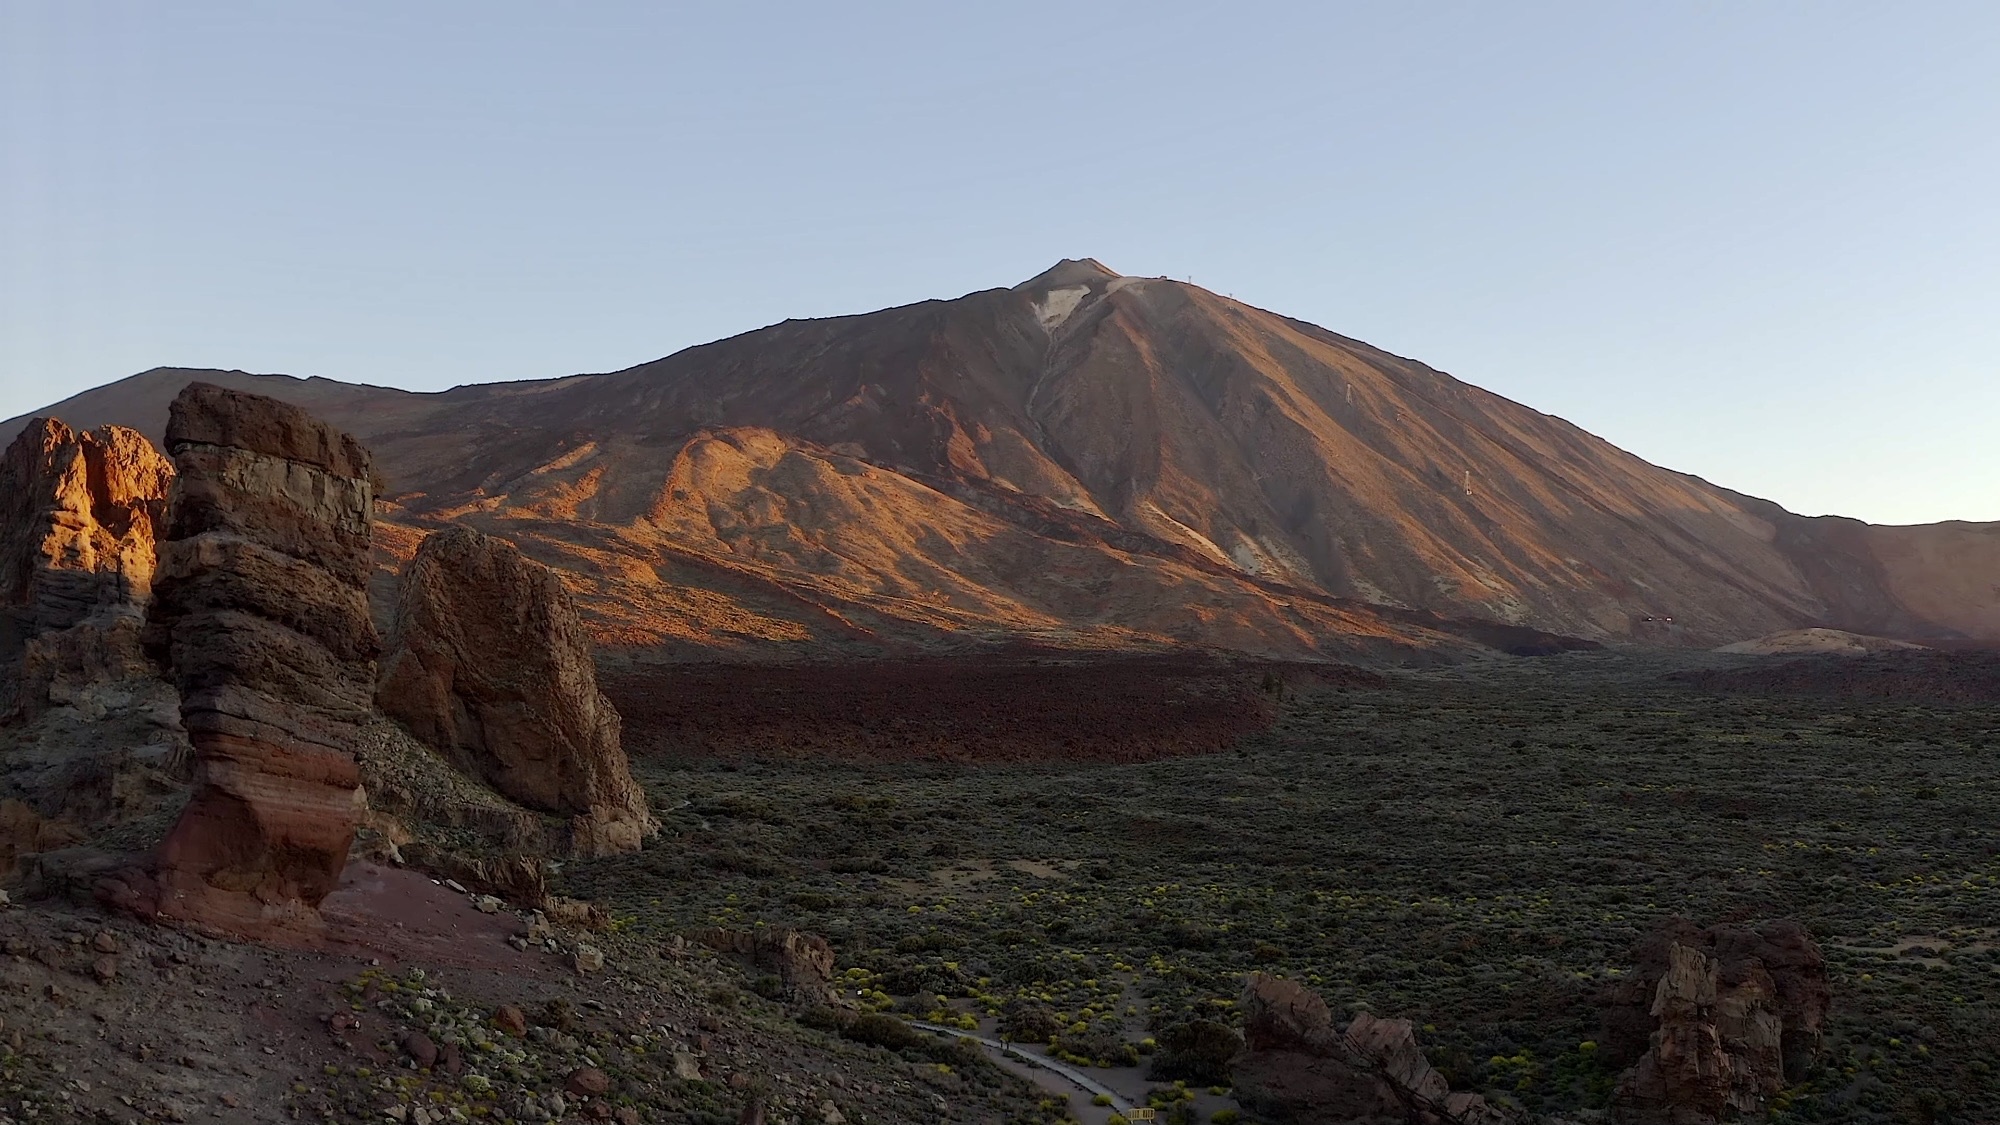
[911,1020,1136,1113]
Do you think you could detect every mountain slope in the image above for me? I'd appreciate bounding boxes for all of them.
[7,259,1995,653]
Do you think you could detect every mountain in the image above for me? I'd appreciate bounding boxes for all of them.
[7,259,1996,656]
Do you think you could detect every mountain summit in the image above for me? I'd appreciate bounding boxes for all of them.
[1013,257,1122,292]
[7,265,1996,657]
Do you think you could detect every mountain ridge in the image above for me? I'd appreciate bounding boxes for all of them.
[7,261,1996,656]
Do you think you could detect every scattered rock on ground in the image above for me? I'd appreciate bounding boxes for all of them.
[494,1003,528,1038]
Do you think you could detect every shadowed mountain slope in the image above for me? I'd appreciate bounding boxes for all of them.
[8,260,1995,654]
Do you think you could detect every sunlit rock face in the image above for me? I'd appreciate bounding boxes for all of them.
[0,417,173,716]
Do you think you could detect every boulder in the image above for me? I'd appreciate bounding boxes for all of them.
[377,526,654,856]
[144,383,380,937]
[0,418,172,718]
[696,926,838,1002]
[1232,973,1510,1125]
[1605,919,1829,1124]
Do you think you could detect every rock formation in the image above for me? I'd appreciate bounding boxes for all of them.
[1232,973,1509,1124]
[1603,919,1830,1124]
[696,927,838,1003]
[376,526,654,856]
[143,383,380,936]
[0,417,172,635]
[0,418,188,880]
[0,418,172,718]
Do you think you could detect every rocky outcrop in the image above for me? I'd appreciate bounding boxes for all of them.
[0,418,188,881]
[696,927,838,1003]
[377,527,654,856]
[0,419,172,718]
[1232,974,1510,1124]
[0,418,172,637]
[1604,919,1830,1124]
[143,383,380,936]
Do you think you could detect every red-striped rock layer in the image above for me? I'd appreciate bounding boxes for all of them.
[145,383,380,937]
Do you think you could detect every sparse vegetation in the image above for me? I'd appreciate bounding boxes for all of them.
[564,651,2000,1122]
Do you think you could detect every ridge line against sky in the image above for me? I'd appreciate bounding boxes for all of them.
[4,2,1996,525]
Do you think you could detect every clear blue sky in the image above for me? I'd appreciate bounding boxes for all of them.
[4,2,1996,524]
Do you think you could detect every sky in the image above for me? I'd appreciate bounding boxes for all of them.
[3,2,1996,525]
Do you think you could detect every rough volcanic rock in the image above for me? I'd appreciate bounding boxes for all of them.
[1232,973,1508,1124]
[696,927,838,1002]
[0,418,173,718]
[143,383,380,936]
[1604,919,1830,1124]
[0,417,190,878]
[376,526,654,856]
[0,418,172,639]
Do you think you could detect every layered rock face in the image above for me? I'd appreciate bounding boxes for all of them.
[1232,974,1508,1124]
[144,383,380,935]
[377,527,654,856]
[1604,919,1830,1124]
[0,418,173,717]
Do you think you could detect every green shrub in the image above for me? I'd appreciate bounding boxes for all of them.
[795,1005,851,1033]
[842,1013,923,1052]
[1000,999,1062,1043]
[1149,1020,1241,1086]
